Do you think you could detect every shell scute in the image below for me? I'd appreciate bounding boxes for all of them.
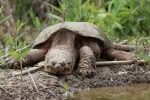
[33,22,112,48]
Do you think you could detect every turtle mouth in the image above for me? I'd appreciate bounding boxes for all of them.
[44,66,72,75]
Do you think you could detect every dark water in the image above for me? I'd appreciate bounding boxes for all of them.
[71,84,150,100]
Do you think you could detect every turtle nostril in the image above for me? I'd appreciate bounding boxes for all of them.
[60,61,66,67]
[56,66,60,69]
[51,61,56,66]
[54,63,61,69]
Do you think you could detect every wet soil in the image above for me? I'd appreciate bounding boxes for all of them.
[0,64,150,100]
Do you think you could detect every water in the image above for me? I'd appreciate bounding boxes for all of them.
[71,84,150,100]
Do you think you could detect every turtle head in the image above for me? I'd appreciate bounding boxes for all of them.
[44,48,75,75]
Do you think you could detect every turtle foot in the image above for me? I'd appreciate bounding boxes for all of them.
[5,56,20,69]
[77,55,97,78]
[102,48,134,61]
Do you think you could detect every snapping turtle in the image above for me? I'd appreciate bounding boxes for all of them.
[6,22,134,77]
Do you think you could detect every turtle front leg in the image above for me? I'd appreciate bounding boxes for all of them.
[6,49,45,69]
[77,46,96,78]
[101,48,134,60]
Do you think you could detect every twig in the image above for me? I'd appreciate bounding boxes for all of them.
[112,42,140,51]
[0,44,31,59]
[12,60,146,76]
[96,60,146,66]
[119,40,128,45]
[12,65,43,76]
[134,37,138,55]
[134,37,138,71]
[39,83,63,100]
[26,67,39,94]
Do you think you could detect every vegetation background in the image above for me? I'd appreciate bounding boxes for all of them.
[0,0,150,63]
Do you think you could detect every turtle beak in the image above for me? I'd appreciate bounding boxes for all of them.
[45,60,66,73]
[44,61,72,75]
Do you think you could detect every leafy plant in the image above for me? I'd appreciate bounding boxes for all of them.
[0,5,30,80]
[0,6,11,24]
[0,6,11,51]
[29,8,43,30]
[4,21,26,52]
[1,20,30,80]
[9,49,30,81]
[136,54,150,65]
[47,0,150,42]
[135,37,150,64]
[104,0,150,40]
[62,83,70,100]
[13,0,33,20]
[8,21,30,81]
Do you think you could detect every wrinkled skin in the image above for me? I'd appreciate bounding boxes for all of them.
[5,28,134,78]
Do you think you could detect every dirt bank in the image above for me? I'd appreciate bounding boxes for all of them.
[0,63,150,100]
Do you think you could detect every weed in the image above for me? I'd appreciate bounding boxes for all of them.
[29,8,43,30]
[62,83,70,100]
[6,21,30,81]
[135,37,150,65]
[0,7,30,80]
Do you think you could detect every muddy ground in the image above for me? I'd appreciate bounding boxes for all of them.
[0,63,150,100]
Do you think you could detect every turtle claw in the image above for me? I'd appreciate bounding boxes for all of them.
[77,68,96,78]
[5,56,20,69]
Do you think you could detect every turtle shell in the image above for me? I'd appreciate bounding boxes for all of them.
[33,22,112,48]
